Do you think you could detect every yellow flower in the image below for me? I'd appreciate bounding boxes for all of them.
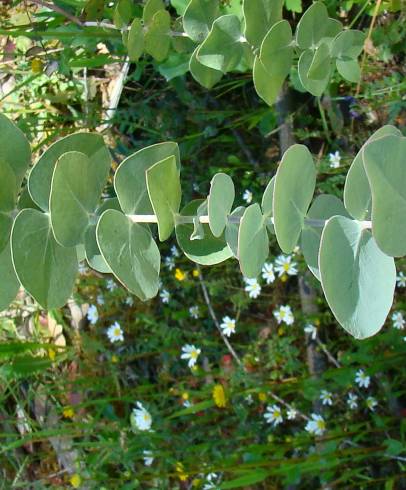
[278,326,285,336]
[175,462,188,481]
[174,268,187,281]
[280,274,288,283]
[314,318,321,326]
[63,407,74,419]
[213,384,227,408]
[111,355,119,363]
[70,474,81,488]
[258,392,267,402]
[48,348,56,361]
[192,478,202,487]
[192,269,200,277]
[31,58,43,73]
[182,392,189,400]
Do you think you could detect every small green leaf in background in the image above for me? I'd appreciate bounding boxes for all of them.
[273,144,316,253]
[243,0,284,48]
[197,15,244,73]
[146,155,181,241]
[96,210,160,301]
[285,0,302,13]
[144,10,171,62]
[11,209,78,309]
[301,194,349,280]
[319,216,396,339]
[114,142,180,215]
[113,0,135,28]
[344,125,401,220]
[238,203,269,278]
[176,200,232,265]
[128,18,144,62]
[363,134,406,257]
[253,20,293,106]
[208,173,235,237]
[183,0,219,43]
[220,469,270,489]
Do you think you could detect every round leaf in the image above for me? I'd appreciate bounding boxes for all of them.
[189,46,223,89]
[175,200,232,265]
[183,0,219,43]
[238,203,269,278]
[0,240,20,311]
[298,48,331,97]
[146,155,181,241]
[208,173,235,237]
[96,209,160,301]
[225,206,245,257]
[11,209,78,309]
[114,142,180,215]
[344,125,401,220]
[243,0,283,48]
[273,144,316,253]
[363,134,406,257]
[128,18,144,62]
[319,216,395,339]
[50,151,107,247]
[295,2,329,49]
[29,133,111,212]
[253,20,293,106]
[301,194,349,279]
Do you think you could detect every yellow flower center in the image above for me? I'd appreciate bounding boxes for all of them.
[283,263,290,271]
[317,420,325,431]
[280,310,286,318]
[114,328,121,337]
[191,350,198,359]
[274,410,281,419]
[143,413,151,422]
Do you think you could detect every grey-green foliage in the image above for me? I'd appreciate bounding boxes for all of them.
[113,0,366,105]
[1,114,405,341]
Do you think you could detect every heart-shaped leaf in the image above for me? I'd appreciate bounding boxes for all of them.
[242,0,283,48]
[189,46,223,88]
[96,209,160,301]
[29,133,111,212]
[344,125,401,220]
[50,151,108,247]
[183,0,219,43]
[208,173,235,237]
[146,155,181,241]
[253,20,293,106]
[273,144,316,253]
[11,209,78,309]
[301,194,349,279]
[115,142,180,215]
[319,215,395,339]
[363,134,406,257]
[238,203,269,278]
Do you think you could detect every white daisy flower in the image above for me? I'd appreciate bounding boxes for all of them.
[264,404,283,427]
[106,279,117,291]
[244,278,261,299]
[274,255,298,277]
[366,396,378,411]
[243,189,253,204]
[183,399,192,408]
[355,369,370,389]
[164,256,175,271]
[96,294,104,305]
[171,245,180,257]
[132,402,152,431]
[305,413,326,436]
[181,344,201,368]
[106,322,124,343]
[87,304,98,325]
[328,150,341,168]
[143,450,154,466]
[220,316,236,337]
[160,289,170,304]
[203,473,220,490]
[287,407,297,420]
[273,305,294,325]
[189,305,200,319]
[397,272,406,288]
[392,311,405,330]
[245,394,254,405]
[320,390,333,406]
[347,393,358,410]
[261,262,275,284]
[125,296,134,306]
[304,323,317,340]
